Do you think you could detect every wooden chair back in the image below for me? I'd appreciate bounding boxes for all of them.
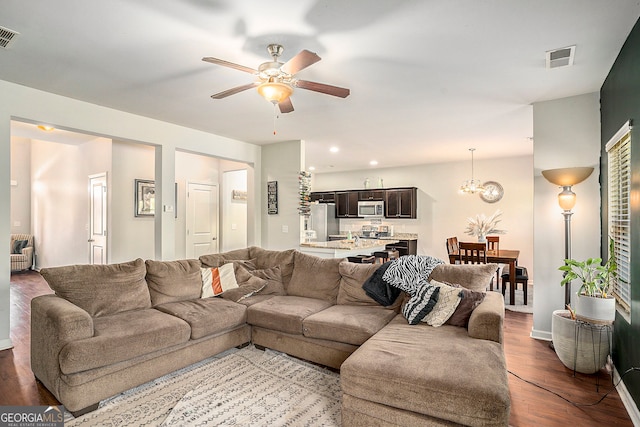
[446,237,459,255]
[486,236,500,255]
[458,242,488,264]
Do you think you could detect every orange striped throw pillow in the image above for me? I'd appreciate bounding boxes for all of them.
[201,263,238,298]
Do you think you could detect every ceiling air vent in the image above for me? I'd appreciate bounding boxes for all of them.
[0,26,19,49]
[546,45,575,69]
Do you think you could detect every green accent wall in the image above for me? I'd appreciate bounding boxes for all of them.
[601,17,640,409]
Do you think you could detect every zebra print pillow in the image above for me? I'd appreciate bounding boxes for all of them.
[402,281,440,325]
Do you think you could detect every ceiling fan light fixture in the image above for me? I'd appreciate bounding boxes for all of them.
[257,81,293,104]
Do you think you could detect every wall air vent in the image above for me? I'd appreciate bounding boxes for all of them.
[0,26,19,49]
[546,45,575,69]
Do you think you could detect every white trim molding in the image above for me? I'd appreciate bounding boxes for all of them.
[614,367,640,425]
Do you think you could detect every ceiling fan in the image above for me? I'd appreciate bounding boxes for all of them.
[202,44,350,113]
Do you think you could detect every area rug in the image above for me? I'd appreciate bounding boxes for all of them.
[65,345,341,426]
[499,283,533,314]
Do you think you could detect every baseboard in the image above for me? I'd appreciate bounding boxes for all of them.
[529,327,551,341]
[0,338,14,351]
[614,367,640,425]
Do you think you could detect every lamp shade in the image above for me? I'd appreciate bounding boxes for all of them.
[541,167,594,186]
[257,81,293,104]
[558,186,577,211]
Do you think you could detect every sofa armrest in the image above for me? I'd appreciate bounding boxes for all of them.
[31,295,94,393]
[468,291,504,344]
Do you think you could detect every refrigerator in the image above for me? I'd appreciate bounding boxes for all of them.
[308,203,340,241]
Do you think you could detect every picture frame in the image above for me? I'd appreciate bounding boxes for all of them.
[135,179,155,217]
[267,181,278,215]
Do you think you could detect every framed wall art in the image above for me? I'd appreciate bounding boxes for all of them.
[135,179,155,217]
[267,181,278,215]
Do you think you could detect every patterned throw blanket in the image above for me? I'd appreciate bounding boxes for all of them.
[382,255,444,295]
[363,255,444,306]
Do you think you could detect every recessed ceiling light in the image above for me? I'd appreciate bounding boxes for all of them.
[308,166,316,171]
[329,147,339,153]
[370,160,378,166]
[37,125,55,132]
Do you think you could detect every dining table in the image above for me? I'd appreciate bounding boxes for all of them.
[448,248,521,305]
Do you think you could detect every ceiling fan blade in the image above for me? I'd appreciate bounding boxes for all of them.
[211,82,258,99]
[202,57,258,74]
[280,50,321,75]
[278,97,294,114]
[295,80,350,98]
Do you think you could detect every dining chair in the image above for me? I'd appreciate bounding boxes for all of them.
[502,266,529,305]
[486,236,501,289]
[458,242,487,264]
[446,237,459,264]
[458,242,496,290]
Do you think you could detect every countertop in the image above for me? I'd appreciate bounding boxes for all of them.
[328,232,418,241]
[300,238,399,250]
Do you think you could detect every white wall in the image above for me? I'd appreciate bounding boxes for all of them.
[0,79,262,350]
[221,169,248,252]
[111,140,155,263]
[10,137,31,234]
[29,137,112,268]
[531,92,601,340]
[313,156,534,275]
[261,140,305,250]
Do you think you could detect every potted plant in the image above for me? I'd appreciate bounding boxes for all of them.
[558,238,617,324]
[464,209,506,243]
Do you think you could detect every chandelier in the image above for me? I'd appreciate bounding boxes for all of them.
[460,148,485,194]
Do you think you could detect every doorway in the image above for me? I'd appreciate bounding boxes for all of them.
[88,173,108,264]
[185,182,219,258]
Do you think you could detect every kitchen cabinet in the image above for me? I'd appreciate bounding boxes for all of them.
[385,187,417,218]
[358,190,385,201]
[310,191,335,203]
[385,239,417,257]
[335,191,360,218]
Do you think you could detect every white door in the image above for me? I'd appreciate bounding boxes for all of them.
[186,182,218,258]
[89,173,108,264]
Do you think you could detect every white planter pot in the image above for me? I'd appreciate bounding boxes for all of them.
[575,294,615,324]
[551,310,611,374]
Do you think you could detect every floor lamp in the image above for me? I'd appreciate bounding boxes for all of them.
[541,167,594,308]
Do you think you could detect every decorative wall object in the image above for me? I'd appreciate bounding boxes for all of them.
[232,190,248,201]
[267,181,278,214]
[298,171,312,216]
[135,179,155,217]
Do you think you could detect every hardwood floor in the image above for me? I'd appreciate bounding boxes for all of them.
[1,271,635,426]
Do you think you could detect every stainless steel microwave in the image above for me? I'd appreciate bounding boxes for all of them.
[357,200,384,218]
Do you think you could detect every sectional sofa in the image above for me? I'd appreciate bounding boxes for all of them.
[31,246,510,426]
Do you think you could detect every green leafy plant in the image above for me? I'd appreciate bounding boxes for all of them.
[559,239,617,298]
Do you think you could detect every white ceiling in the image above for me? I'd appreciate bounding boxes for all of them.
[2,1,639,172]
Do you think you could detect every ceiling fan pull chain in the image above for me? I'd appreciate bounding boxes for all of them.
[273,103,278,135]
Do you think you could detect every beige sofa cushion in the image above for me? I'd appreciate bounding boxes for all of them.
[303,305,396,346]
[199,248,252,268]
[247,296,332,335]
[428,263,498,292]
[337,261,400,310]
[40,258,151,317]
[59,308,190,374]
[145,259,202,306]
[249,247,296,287]
[155,298,247,340]
[341,315,510,426]
[234,265,286,296]
[288,252,343,303]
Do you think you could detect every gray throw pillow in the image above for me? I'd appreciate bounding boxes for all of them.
[11,239,28,254]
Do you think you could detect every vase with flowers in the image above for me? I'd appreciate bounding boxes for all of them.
[464,210,506,243]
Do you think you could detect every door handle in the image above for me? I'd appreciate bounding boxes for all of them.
[212,237,217,241]
[88,239,95,242]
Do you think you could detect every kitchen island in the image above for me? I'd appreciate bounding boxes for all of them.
[300,238,399,259]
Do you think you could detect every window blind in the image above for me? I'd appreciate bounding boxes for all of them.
[606,121,632,313]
